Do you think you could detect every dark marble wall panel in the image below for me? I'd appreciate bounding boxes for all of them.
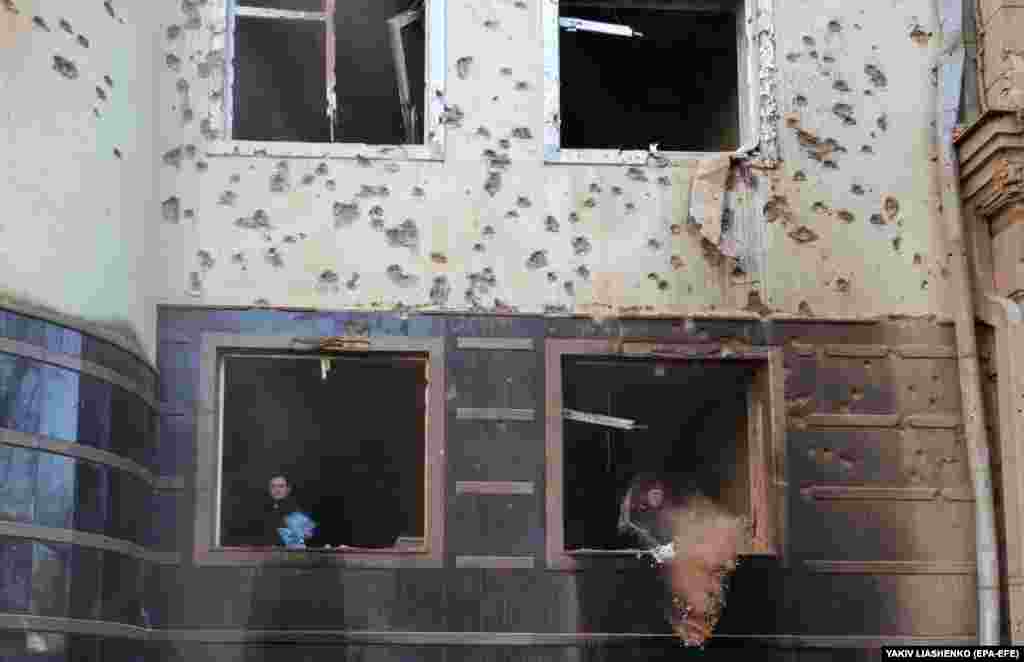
[30,541,71,617]
[77,374,113,452]
[0,444,38,523]
[788,491,974,562]
[101,551,144,626]
[69,546,104,620]
[34,452,76,530]
[155,413,194,476]
[109,387,153,469]
[391,568,447,631]
[107,470,148,546]
[447,420,544,482]
[73,459,111,536]
[816,354,897,415]
[149,491,180,551]
[157,344,200,412]
[0,537,33,611]
[448,494,542,557]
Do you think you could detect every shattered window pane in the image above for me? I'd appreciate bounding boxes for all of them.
[558,1,740,152]
[334,0,425,144]
[233,17,330,142]
[231,0,427,145]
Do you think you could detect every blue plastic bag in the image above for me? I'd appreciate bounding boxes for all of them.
[277,511,317,549]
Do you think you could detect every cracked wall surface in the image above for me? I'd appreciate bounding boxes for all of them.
[3,0,957,359]
[154,0,955,322]
[0,0,160,360]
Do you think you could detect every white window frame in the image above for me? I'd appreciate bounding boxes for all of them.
[204,0,448,162]
[542,0,778,166]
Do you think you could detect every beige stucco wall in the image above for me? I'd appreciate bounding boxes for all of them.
[150,0,956,323]
[0,0,159,361]
[1,0,957,359]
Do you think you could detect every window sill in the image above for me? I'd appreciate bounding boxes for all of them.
[195,545,442,568]
[543,147,737,167]
[206,140,444,162]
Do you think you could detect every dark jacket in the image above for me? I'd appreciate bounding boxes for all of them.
[258,496,300,547]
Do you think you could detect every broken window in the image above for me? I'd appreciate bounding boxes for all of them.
[547,0,750,156]
[228,0,427,145]
[545,340,783,569]
[217,351,428,550]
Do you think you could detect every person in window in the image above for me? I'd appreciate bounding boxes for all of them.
[617,472,676,549]
[258,475,315,548]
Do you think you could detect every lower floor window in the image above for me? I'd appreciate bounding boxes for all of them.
[217,351,427,550]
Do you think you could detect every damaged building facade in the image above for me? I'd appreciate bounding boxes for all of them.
[5,0,1024,658]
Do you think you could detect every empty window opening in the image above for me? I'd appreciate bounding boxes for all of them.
[561,356,754,552]
[557,0,740,152]
[230,0,426,145]
[217,351,427,550]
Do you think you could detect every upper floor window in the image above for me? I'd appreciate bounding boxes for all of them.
[543,0,769,163]
[214,0,447,159]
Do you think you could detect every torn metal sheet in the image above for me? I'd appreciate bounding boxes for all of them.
[563,408,646,430]
[688,154,732,246]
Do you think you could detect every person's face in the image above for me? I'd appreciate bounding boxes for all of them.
[269,477,290,501]
[647,487,665,510]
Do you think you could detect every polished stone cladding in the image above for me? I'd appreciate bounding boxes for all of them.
[0,307,161,661]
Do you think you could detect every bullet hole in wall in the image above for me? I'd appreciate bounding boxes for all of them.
[333,202,359,228]
[836,209,855,223]
[832,103,856,126]
[788,226,820,244]
[526,250,549,270]
[165,53,182,72]
[76,34,89,48]
[877,114,888,131]
[484,172,502,197]
[864,64,887,88]
[113,148,123,159]
[456,56,473,79]
[265,247,284,268]
[572,236,592,256]
[385,219,419,249]
[163,147,183,168]
[166,24,182,39]
[884,196,900,220]
[430,276,451,305]
[162,197,181,223]
[386,264,418,287]
[545,216,560,232]
[52,56,79,79]
[32,16,49,30]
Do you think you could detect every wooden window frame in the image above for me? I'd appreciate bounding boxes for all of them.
[544,338,786,571]
[193,333,446,567]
